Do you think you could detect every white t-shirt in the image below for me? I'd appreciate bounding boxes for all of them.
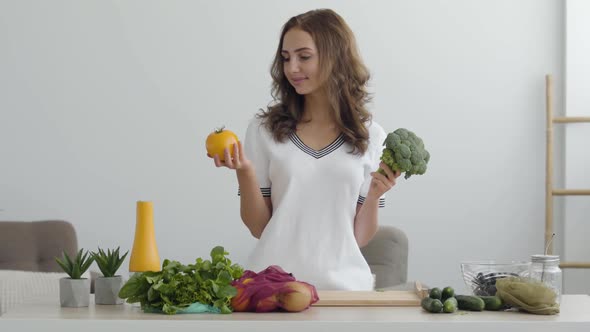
[241,117,387,290]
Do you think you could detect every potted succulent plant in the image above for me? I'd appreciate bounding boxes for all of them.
[91,247,129,304]
[55,249,94,307]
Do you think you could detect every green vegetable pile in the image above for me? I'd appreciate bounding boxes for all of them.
[421,286,504,314]
[118,246,244,314]
[378,128,430,179]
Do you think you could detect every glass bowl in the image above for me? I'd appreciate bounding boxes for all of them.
[461,260,531,296]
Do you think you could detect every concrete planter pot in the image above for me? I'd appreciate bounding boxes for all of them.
[59,278,90,307]
[95,276,125,305]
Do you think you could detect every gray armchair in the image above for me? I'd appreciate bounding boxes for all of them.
[361,225,408,289]
[0,220,78,272]
[0,220,83,315]
[0,220,103,294]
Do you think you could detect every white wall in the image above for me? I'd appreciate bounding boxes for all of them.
[0,0,571,293]
[564,0,590,294]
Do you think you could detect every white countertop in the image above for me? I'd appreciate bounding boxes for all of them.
[1,294,589,332]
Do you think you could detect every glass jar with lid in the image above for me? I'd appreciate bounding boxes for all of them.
[529,254,562,304]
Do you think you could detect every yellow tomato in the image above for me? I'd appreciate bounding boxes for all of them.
[231,286,250,312]
[206,127,239,161]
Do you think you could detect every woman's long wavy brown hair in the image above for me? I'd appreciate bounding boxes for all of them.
[258,9,372,155]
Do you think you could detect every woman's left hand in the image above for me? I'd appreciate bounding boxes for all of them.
[368,162,400,198]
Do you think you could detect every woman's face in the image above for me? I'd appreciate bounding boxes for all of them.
[281,28,321,95]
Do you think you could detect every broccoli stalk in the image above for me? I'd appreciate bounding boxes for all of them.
[377,128,430,180]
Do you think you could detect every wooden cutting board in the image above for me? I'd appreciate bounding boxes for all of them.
[314,281,428,307]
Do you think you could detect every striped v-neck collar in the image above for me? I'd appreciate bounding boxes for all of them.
[289,132,345,159]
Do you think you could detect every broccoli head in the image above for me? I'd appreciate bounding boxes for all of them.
[378,128,430,180]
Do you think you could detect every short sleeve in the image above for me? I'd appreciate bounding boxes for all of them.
[358,122,387,208]
[238,118,271,197]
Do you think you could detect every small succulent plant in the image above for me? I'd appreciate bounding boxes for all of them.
[55,249,94,279]
[91,247,129,278]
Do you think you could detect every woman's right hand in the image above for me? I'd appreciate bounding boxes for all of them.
[209,141,252,171]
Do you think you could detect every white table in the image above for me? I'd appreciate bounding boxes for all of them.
[1,294,589,332]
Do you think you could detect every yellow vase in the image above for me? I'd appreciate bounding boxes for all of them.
[129,201,161,272]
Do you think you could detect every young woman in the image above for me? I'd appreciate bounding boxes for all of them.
[211,9,399,290]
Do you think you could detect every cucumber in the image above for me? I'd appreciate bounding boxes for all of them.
[421,297,443,313]
[443,297,458,313]
[441,286,455,301]
[456,295,485,311]
[429,287,442,300]
[430,299,443,313]
[479,296,503,311]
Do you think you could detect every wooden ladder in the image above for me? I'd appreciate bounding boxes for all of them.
[545,74,590,269]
